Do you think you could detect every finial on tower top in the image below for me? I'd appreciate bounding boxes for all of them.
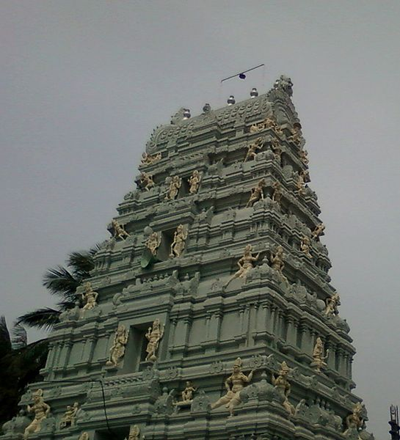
[250,88,258,98]
[227,95,235,105]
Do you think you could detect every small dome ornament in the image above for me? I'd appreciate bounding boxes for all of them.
[250,88,258,98]
[227,95,235,105]
[183,108,191,119]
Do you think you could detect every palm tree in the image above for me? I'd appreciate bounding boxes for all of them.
[0,317,48,427]
[17,244,100,331]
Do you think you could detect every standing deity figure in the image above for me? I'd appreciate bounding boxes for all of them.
[188,170,201,194]
[270,245,285,273]
[301,169,311,183]
[311,337,329,372]
[300,149,309,166]
[146,232,161,256]
[324,292,341,317]
[245,137,263,161]
[300,236,312,259]
[344,402,364,435]
[106,324,129,367]
[170,224,188,258]
[141,152,161,166]
[139,172,155,191]
[271,137,282,159]
[81,282,98,311]
[246,178,266,207]
[60,402,79,429]
[225,245,260,287]
[78,433,89,440]
[211,357,254,417]
[165,175,182,200]
[145,319,164,362]
[312,223,325,240]
[295,172,306,196]
[272,181,283,203]
[24,389,51,439]
[125,425,140,440]
[112,220,130,240]
[272,362,295,415]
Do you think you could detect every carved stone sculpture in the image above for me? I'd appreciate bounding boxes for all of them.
[287,123,303,146]
[80,282,98,311]
[311,337,329,372]
[295,172,306,195]
[225,245,260,287]
[271,137,282,159]
[170,224,188,258]
[312,223,325,240]
[79,433,89,440]
[272,362,295,415]
[145,319,164,362]
[112,219,130,240]
[246,178,266,207]
[300,236,312,259]
[344,402,364,435]
[139,172,155,191]
[125,425,141,440]
[300,149,309,165]
[272,181,282,203]
[24,389,51,439]
[60,402,79,429]
[324,292,341,317]
[188,170,201,194]
[141,152,161,166]
[270,245,285,273]
[175,381,197,408]
[106,324,129,367]
[146,232,161,256]
[301,169,311,183]
[245,137,263,161]
[165,175,182,200]
[211,357,254,417]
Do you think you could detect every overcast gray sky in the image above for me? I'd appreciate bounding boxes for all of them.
[1,1,400,438]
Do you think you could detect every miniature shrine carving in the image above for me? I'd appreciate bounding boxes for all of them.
[145,319,164,362]
[211,357,254,417]
[106,324,129,367]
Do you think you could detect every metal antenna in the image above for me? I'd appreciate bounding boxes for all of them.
[221,64,265,83]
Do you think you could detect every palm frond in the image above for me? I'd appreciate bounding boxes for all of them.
[68,251,95,277]
[16,308,61,331]
[0,316,11,357]
[42,265,79,297]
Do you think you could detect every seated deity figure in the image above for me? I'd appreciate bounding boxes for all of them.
[60,402,79,429]
[344,402,364,435]
[181,381,197,402]
[106,324,129,367]
[24,389,51,439]
[166,175,182,200]
[145,319,164,362]
[139,172,155,191]
[300,236,312,259]
[146,231,161,257]
[141,152,161,166]
[81,282,98,311]
[246,178,266,207]
[244,138,263,161]
[112,219,130,240]
[225,245,260,287]
[324,292,341,317]
[170,224,188,258]
[311,337,329,372]
[211,357,254,417]
[188,170,201,194]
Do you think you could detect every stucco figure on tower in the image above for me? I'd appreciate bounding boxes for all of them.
[170,224,187,258]
[80,282,98,312]
[111,219,130,240]
[146,231,161,256]
[60,402,79,429]
[188,170,201,194]
[139,172,155,191]
[225,245,260,287]
[24,389,50,439]
[106,324,129,367]
[324,292,341,317]
[311,337,329,372]
[272,362,295,415]
[245,137,263,161]
[145,319,164,362]
[246,178,266,207]
[166,175,182,200]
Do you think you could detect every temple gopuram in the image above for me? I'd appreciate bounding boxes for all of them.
[1,76,375,440]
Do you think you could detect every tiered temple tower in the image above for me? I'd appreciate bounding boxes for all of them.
[1,77,375,440]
